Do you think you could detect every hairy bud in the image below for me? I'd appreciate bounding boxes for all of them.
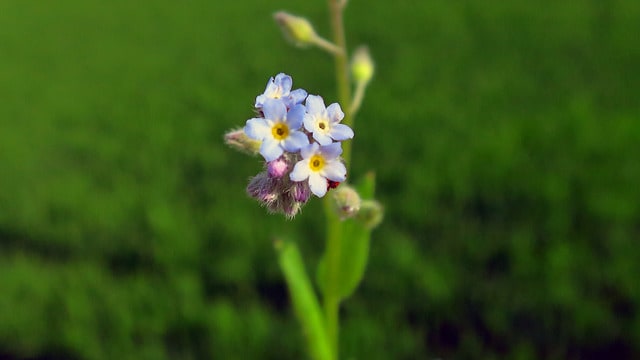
[225,128,261,155]
[273,11,317,47]
[356,200,383,229]
[332,184,361,220]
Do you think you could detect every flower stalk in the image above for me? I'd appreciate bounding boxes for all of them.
[227,2,381,359]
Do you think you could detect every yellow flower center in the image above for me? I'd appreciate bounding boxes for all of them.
[309,154,325,172]
[271,123,289,140]
[317,119,328,132]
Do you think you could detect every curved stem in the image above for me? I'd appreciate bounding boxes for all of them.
[313,36,345,56]
[349,81,366,117]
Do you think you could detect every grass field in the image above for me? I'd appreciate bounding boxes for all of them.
[1,0,639,359]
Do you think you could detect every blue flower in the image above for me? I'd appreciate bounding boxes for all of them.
[255,73,308,110]
[244,99,309,161]
[303,95,354,146]
[290,142,346,197]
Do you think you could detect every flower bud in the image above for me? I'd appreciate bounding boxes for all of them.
[351,46,374,85]
[267,156,290,178]
[273,11,317,47]
[290,181,311,203]
[356,200,383,229]
[332,184,361,220]
[281,198,303,219]
[247,172,278,205]
[224,128,261,155]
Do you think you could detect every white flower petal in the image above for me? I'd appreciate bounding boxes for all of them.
[244,118,271,140]
[314,132,333,146]
[262,99,287,121]
[319,142,343,160]
[308,173,328,197]
[290,160,311,181]
[303,114,316,133]
[283,131,309,152]
[305,95,326,115]
[329,124,354,141]
[321,160,346,182]
[286,104,305,130]
[260,138,284,161]
[326,103,344,123]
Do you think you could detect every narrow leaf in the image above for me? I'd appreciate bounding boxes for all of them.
[275,239,332,360]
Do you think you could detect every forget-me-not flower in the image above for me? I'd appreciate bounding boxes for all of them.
[303,95,353,146]
[245,99,309,161]
[255,73,308,110]
[290,142,346,198]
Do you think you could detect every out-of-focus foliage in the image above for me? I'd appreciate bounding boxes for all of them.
[1,0,638,359]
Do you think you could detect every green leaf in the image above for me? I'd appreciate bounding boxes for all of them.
[317,172,376,301]
[275,238,332,360]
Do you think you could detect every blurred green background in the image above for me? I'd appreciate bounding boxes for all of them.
[1,0,639,359]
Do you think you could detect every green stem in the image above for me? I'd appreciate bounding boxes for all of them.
[324,2,351,360]
[323,206,342,360]
[328,0,352,169]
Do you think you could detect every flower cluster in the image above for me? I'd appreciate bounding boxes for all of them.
[227,73,354,218]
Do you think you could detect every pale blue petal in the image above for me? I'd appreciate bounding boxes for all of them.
[290,160,311,182]
[326,103,344,123]
[305,95,326,115]
[300,142,319,159]
[262,99,287,121]
[244,118,271,140]
[314,132,333,146]
[329,124,354,141]
[260,139,284,161]
[286,104,305,129]
[321,161,346,182]
[254,94,267,108]
[308,173,328,197]
[264,76,276,89]
[283,131,309,152]
[274,73,292,94]
[288,89,308,106]
[319,142,342,160]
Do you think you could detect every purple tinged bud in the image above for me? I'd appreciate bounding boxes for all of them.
[245,154,311,219]
[290,181,311,203]
[281,198,302,219]
[267,156,290,178]
[247,172,278,205]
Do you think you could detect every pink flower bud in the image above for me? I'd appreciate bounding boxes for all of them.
[267,157,290,178]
